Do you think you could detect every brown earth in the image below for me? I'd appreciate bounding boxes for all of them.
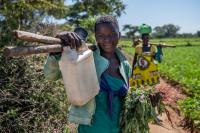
[149,78,190,133]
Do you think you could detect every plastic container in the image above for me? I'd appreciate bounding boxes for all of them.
[59,46,100,106]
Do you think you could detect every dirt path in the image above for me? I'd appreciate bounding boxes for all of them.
[149,78,189,133]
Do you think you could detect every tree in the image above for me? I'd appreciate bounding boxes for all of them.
[122,24,138,39]
[64,0,125,26]
[163,24,180,37]
[153,24,180,38]
[0,0,67,47]
[59,0,126,43]
[153,26,165,38]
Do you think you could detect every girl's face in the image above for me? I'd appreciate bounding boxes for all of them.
[142,34,149,45]
[95,23,120,54]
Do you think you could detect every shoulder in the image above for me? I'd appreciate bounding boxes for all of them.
[150,45,157,53]
[135,44,142,54]
[135,44,142,49]
[115,48,131,73]
[151,44,157,49]
[115,48,128,61]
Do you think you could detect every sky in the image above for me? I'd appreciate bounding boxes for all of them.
[55,0,200,34]
[118,0,200,34]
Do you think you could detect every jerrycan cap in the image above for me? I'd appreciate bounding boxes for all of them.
[74,27,88,41]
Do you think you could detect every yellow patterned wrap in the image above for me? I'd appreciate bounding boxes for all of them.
[130,52,160,87]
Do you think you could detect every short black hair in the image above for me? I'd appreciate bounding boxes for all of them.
[94,15,119,32]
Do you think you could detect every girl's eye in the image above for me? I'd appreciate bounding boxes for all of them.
[97,35,104,38]
[96,34,118,40]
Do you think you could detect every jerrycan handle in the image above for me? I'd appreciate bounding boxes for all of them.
[77,41,89,53]
[74,27,89,53]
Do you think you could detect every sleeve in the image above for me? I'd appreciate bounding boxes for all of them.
[128,63,132,78]
[44,54,62,81]
[135,45,140,54]
[125,61,132,79]
[136,44,144,55]
[151,45,157,55]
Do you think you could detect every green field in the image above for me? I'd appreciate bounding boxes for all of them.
[150,38,200,46]
[120,38,200,128]
[159,47,200,94]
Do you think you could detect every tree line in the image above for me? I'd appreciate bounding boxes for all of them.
[122,24,200,39]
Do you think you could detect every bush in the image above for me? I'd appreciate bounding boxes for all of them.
[0,55,69,132]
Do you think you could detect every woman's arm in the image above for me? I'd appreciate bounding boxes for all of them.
[131,53,138,75]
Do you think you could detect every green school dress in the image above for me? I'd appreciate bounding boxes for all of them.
[78,73,125,133]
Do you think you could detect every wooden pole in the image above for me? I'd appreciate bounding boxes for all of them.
[3,30,92,57]
[150,43,176,48]
[13,30,61,44]
[3,30,63,57]
[3,44,62,57]
[3,30,94,57]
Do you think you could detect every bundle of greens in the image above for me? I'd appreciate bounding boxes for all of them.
[120,87,164,133]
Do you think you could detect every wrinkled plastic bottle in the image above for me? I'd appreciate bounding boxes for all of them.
[59,44,100,106]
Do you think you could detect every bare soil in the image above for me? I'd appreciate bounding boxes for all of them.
[149,78,190,133]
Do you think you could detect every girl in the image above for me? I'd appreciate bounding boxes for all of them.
[44,15,131,133]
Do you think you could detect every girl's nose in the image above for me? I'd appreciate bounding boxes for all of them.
[103,36,112,43]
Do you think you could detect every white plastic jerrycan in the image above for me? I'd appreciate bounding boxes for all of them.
[59,45,100,106]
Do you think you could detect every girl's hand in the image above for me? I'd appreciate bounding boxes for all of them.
[56,31,83,50]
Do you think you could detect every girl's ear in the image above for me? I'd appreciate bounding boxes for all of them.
[118,32,121,38]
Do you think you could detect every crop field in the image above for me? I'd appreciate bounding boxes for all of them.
[150,37,200,46]
[120,37,200,129]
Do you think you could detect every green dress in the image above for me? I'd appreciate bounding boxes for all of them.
[78,73,125,133]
